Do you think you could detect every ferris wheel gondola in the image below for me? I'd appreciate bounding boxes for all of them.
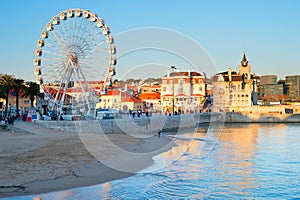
[34,8,116,116]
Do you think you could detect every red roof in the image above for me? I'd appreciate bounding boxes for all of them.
[162,94,174,97]
[76,81,104,84]
[139,93,160,100]
[102,89,121,96]
[192,94,204,96]
[66,88,89,93]
[122,96,143,103]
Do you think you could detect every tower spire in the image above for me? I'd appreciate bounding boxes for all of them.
[241,51,248,67]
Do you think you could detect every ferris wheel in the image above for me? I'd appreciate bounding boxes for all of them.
[34,8,116,116]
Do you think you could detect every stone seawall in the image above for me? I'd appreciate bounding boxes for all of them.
[225,112,300,123]
[33,112,300,133]
[34,114,205,133]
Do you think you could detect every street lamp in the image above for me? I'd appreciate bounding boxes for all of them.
[171,65,176,115]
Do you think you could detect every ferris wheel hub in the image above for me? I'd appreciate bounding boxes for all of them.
[69,54,79,65]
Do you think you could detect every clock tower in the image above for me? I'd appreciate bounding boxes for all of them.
[238,51,251,80]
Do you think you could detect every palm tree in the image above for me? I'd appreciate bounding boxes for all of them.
[22,82,41,107]
[0,74,14,116]
[12,78,25,118]
[0,86,5,117]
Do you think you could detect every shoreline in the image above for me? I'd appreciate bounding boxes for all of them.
[0,122,174,198]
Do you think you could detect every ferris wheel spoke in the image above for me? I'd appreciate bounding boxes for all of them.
[46,66,65,80]
[59,20,73,48]
[86,36,106,53]
[75,18,90,47]
[74,18,83,44]
[39,57,65,61]
[47,34,64,49]
[52,28,69,50]
[87,45,108,56]
[73,17,82,46]
[42,49,64,57]
[81,25,101,46]
[74,17,87,46]
[84,27,100,42]
[80,38,105,57]
[54,25,70,50]
[45,37,66,55]
[70,16,78,46]
[40,60,66,70]
[89,29,105,43]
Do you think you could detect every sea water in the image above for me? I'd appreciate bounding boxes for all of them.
[5,123,300,199]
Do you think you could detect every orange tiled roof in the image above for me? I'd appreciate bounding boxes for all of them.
[192,94,204,96]
[139,93,160,100]
[122,95,143,103]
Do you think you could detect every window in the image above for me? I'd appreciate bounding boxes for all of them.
[163,87,166,92]
[219,88,225,95]
[199,86,202,91]
[24,100,30,104]
[179,88,183,94]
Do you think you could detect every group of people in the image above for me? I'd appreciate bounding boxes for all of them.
[1,115,16,125]
[129,109,143,118]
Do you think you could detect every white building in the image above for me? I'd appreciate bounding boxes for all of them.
[161,69,206,114]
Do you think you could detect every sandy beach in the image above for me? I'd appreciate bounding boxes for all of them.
[0,121,173,198]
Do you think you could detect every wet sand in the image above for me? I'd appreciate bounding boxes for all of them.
[0,122,173,198]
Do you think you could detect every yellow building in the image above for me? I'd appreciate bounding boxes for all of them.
[212,52,259,112]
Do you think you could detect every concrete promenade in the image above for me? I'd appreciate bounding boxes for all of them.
[29,112,300,134]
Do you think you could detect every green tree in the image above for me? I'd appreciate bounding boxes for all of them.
[12,78,25,118]
[0,74,14,115]
[0,87,5,99]
[22,82,41,107]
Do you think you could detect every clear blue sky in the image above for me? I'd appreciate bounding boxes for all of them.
[1,0,300,81]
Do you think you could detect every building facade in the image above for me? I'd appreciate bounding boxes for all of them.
[260,75,277,85]
[95,89,143,111]
[285,75,300,99]
[161,70,206,114]
[212,52,258,112]
[258,75,283,99]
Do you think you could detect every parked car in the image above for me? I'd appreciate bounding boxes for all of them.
[96,108,121,119]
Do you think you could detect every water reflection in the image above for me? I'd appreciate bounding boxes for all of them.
[216,123,259,195]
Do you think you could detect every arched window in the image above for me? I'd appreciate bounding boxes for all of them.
[219,88,225,95]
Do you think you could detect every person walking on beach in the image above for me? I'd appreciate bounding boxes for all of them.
[158,130,161,137]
